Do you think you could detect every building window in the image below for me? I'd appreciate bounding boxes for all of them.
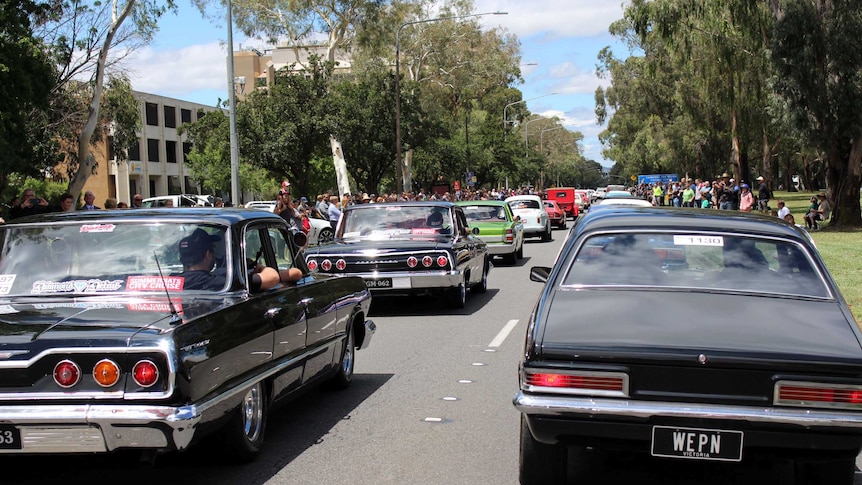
[147,138,160,163]
[181,108,192,124]
[129,139,141,161]
[166,140,177,163]
[164,106,177,128]
[183,142,192,162]
[168,176,182,194]
[145,103,159,126]
[184,176,196,194]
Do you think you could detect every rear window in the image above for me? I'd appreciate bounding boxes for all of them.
[563,232,830,298]
[508,199,541,210]
[462,205,507,222]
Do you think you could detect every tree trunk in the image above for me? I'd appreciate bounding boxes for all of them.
[827,136,862,227]
[67,0,135,198]
[330,136,351,198]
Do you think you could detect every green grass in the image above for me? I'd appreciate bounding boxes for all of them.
[774,191,862,323]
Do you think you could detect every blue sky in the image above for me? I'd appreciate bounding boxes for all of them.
[123,0,630,168]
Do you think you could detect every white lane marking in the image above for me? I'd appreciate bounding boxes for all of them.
[488,319,520,348]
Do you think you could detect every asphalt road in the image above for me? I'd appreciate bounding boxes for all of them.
[5,222,862,484]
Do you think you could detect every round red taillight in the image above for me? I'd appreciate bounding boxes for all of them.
[422,256,433,268]
[53,360,81,388]
[335,259,346,271]
[407,256,418,268]
[321,259,332,271]
[132,360,159,388]
[307,259,318,271]
[93,359,120,387]
[437,255,448,267]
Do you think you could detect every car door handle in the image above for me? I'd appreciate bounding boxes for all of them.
[264,308,281,319]
[300,297,314,306]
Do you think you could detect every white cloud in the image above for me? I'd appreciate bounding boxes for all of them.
[476,0,626,38]
[122,42,229,99]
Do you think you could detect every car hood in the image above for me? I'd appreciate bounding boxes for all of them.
[539,289,862,365]
[306,238,455,255]
[0,296,235,346]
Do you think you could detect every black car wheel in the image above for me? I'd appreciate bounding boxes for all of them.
[516,242,524,260]
[447,281,467,308]
[329,323,355,389]
[473,259,489,293]
[541,223,552,241]
[519,414,566,485]
[504,251,517,265]
[223,381,267,462]
[317,227,334,244]
[559,221,567,230]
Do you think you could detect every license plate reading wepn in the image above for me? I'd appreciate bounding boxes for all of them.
[651,426,743,462]
[0,425,22,450]
[365,278,392,289]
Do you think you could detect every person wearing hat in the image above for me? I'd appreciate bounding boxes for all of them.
[738,184,754,212]
[756,176,771,212]
[178,228,285,291]
[804,192,831,230]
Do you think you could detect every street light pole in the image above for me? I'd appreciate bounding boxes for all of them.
[226,0,240,206]
[523,115,547,156]
[540,126,564,154]
[395,11,507,194]
[503,92,557,139]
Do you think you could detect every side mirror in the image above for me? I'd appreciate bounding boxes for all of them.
[292,230,308,248]
[472,226,480,235]
[529,266,552,283]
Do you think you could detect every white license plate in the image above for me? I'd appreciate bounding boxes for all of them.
[651,426,743,462]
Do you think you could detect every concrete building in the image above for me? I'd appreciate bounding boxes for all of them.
[79,91,223,206]
[232,43,353,99]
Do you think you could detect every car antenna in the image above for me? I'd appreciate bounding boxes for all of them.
[153,251,182,325]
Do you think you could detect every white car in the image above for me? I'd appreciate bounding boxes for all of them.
[245,200,277,212]
[506,194,552,241]
[246,202,334,245]
[141,194,212,208]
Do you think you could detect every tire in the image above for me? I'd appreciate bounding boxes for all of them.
[329,322,355,389]
[794,456,856,485]
[519,414,566,485]
[516,242,524,260]
[559,221,567,230]
[223,381,267,463]
[541,223,552,242]
[317,227,334,245]
[447,281,467,308]
[473,260,489,293]
[504,251,517,265]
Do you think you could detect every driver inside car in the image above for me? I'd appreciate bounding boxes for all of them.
[178,228,283,291]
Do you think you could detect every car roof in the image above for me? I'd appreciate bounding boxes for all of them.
[5,207,284,226]
[506,194,541,201]
[456,200,505,206]
[576,206,807,239]
[346,201,456,210]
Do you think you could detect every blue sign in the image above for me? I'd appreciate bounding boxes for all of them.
[638,174,679,185]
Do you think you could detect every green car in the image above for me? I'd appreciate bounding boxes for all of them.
[457,200,525,264]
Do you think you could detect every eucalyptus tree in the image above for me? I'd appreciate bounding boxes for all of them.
[768,0,862,226]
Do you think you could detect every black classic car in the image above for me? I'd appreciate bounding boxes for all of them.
[303,202,489,308]
[0,208,374,459]
[515,207,862,484]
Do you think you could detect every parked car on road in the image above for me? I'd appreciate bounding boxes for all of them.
[458,200,524,264]
[142,194,213,208]
[506,195,552,241]
[304,202,489,308]
[516,207,862,484]
[542,200,567,229]
[0,208,375,459]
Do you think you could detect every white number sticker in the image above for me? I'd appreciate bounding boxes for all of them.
[673,235,724,247]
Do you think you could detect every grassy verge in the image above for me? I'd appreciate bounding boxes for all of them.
[774,191,862,322]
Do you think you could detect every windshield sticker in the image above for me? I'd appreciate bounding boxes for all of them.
[412,228,437,235]
[31,279,124,294]
[80,224,117,233]
[126,276,185,292]
[0,275,16,295]
[384,206,403,211]
[128,302,183,313]
[33,302,124,310]
[673,235,724,247]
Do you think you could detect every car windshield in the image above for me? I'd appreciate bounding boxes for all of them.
[563,232,830,298]
[462,205,508,222]
[0,222,230,296]
[340,206,454,239]
[508,199,541,210]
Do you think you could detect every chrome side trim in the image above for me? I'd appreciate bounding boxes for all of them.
[513,392,862,429]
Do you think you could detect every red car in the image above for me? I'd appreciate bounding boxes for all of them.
[543,200,569,229]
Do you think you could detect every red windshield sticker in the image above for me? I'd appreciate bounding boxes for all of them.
[80,224,116,233]
[126,276,185,292]
[412,228,437,235]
